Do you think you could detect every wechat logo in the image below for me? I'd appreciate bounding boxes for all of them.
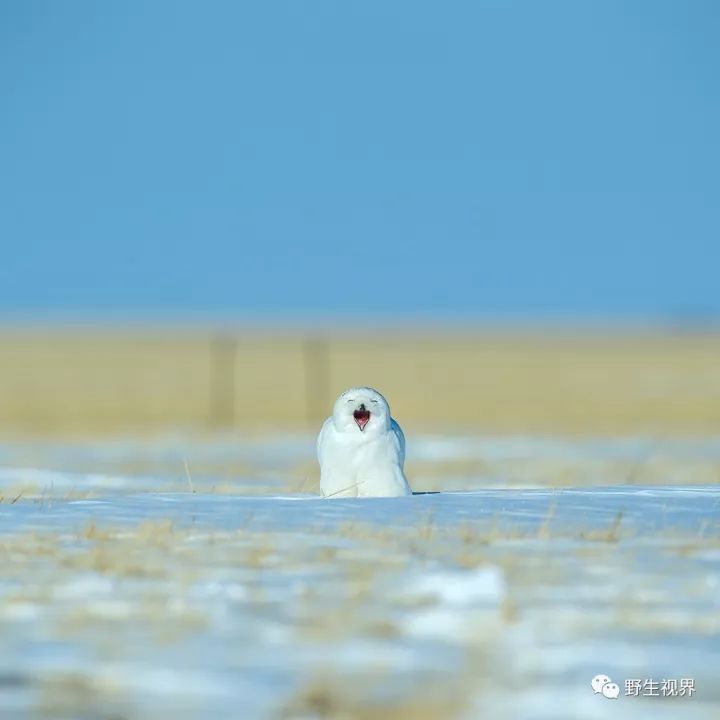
[592,674,620,699]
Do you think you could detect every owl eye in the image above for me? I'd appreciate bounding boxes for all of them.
[370,400,379,404]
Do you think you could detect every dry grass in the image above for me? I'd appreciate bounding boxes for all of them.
[282,673,471,720]
[0,328,720,435]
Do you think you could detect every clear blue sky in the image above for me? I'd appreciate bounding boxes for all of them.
[1,1,718,322]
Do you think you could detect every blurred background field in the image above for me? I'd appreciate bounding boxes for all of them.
[2,326,719,503]
[2,328,720,437]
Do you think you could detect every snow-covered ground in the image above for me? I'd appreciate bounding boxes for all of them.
[1,435,719,719]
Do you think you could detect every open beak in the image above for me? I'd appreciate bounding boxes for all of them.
[353,406,370,431]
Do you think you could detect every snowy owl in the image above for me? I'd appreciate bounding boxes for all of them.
[317,387,412,498]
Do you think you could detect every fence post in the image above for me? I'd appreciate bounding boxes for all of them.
[303,336,329,427]
[210,334,237,427]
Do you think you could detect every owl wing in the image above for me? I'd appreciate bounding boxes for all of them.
[316,417,332,465]
[390,418,406,466]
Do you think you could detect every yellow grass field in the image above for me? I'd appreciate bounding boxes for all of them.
[0,327,719,436]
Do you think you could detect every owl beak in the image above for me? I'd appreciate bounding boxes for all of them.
[353,404,370,431]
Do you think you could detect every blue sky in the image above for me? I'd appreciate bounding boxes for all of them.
[1,1,718,322]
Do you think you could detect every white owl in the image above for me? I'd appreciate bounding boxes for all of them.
[317,387,412,498]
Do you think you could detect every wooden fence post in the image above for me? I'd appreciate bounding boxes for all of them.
[210,334,237,427]
[303,336,329,427]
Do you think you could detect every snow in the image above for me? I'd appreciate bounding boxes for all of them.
[0,434,719,719]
